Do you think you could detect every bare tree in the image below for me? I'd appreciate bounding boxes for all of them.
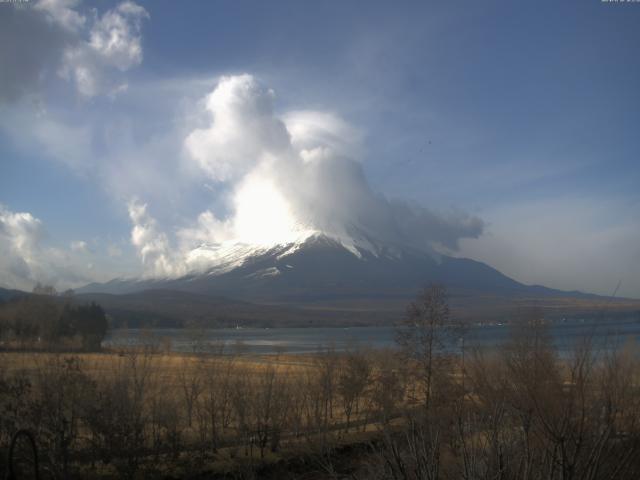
[396,284,458,411]
[338,348,372,433]
[178,356,202,428]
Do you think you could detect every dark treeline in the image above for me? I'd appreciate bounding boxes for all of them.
[0,286,639,479]
[0,285,108,351]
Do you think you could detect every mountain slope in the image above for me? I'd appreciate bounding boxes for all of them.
[78,233,613,306]
[0,287,28,303]
[75,289,394,328]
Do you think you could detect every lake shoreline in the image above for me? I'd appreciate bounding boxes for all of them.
[102,318,640,355]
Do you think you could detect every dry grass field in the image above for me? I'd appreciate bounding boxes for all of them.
[0,346,408,478]
[2,336,640,479]
[2,291,640,479]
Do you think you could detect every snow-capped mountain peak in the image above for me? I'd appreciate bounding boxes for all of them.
[182,224,426,279]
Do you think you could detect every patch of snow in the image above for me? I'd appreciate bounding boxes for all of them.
[245,267,281,279]
[181,224,431,278]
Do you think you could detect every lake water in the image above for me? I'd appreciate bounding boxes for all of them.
[103,318,640,355]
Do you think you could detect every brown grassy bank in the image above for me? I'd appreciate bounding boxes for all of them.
[1,333,640,479]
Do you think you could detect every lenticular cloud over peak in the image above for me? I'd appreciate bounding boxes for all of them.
[129,74,484,278]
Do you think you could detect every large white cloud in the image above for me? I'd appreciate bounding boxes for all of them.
[186,75,482,247]
[129,74,484,277]
[0,204,99,290]
[0,206,43,287]
[185,74,292,182]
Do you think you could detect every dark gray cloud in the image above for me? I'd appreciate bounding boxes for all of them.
[0,0,148,102]
[390,201,484,252]
[0,5,69,102]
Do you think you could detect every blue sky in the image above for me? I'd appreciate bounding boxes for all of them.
[1,0,639,297]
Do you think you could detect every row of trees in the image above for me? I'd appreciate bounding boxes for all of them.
[0,291,108,351]
[0,286,639,478]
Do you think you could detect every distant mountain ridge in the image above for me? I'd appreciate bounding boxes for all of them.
[0,287,28,302]
[77,233,635,318]
[5,229,640,328]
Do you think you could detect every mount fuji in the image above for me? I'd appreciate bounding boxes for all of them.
[75,228,640,327]
[80,229,527,298]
